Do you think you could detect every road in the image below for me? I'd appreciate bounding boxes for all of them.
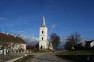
[30,52,73,62]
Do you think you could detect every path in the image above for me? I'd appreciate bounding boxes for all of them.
[30,52,73,62]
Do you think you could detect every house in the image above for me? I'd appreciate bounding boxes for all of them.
[74,40,94,50]
[90,40,94,48]
[0,32,26,54]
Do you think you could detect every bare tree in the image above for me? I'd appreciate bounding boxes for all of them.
[64,32,81,50]
[50,33,60,50]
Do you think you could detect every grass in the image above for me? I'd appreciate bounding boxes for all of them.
[36,50,53,53]
[13,55,34,62]
[56,50,94,62]
[56,50,94,55]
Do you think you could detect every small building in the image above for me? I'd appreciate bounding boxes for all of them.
[0,32,26,54]
[90,40,94,47]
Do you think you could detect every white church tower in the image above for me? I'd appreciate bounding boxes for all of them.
[39,16,48,50]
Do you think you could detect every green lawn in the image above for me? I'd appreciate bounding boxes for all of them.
[35,49,53,53]
[57,50,94,55]
[56,50,94,62]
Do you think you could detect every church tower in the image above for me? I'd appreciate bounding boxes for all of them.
[39,16,48,50]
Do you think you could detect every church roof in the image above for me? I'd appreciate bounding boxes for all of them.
[41,16,46,27]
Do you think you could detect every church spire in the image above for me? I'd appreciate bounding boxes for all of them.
[41,16,46,27]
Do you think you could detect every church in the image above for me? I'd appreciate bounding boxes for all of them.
[39,16,53,50]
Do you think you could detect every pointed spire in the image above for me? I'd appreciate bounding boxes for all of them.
[41,16,46,27]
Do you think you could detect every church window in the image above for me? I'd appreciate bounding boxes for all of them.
[42,37,43,40]
[42,31,44,34]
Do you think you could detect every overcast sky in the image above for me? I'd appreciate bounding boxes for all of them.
[0,0,94,40]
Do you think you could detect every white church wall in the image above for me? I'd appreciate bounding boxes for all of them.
[40,27,47,36]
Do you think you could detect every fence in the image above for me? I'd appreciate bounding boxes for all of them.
[0,50,32,62]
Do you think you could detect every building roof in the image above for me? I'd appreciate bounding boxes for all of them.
[41,16,46,27]
[0,33,26,44]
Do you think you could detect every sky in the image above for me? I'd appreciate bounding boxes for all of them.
[0,0,94,40]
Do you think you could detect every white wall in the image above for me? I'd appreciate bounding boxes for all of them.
[0,50,3,55]
[39,27,48,49]
[20,44,26,50]
[90,41,94,47]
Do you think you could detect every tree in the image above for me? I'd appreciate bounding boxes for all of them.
[64,32,81,50]
[50,33,60,50]
[35,43,39,49]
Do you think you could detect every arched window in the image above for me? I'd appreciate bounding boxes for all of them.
[42,31,44,34]
[42,37,43,40]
